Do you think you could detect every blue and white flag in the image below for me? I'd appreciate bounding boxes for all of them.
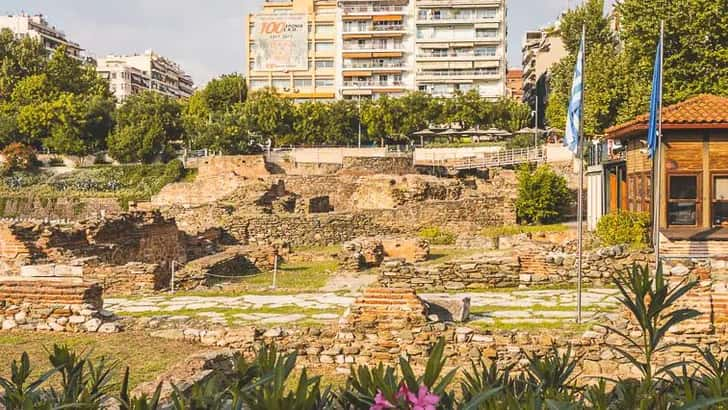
[564,33,585,154]
[646,35,663,159]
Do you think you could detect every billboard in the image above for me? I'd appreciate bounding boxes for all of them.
[253,13,308,71]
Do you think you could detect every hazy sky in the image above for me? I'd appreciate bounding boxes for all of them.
[2,0,614,85]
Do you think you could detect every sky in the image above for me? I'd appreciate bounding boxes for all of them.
[2,0,615,86]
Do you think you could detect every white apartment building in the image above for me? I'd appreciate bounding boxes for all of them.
[0,13,83,59]
[247,0,508,101]
[96,50,194,101]
[415,0,507,99]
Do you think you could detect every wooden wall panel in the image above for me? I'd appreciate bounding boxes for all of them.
[710,140,728,171]
[666,141,703,171]
[626,139,652,174]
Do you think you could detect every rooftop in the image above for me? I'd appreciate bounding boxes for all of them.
[606,94,728,138]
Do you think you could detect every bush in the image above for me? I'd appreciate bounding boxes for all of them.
[1,143,37,175]
[481,224,568,238]
[506,133,538,149]
[515,164,571,224]
[418,226,456,245]
[47,156,65,167]
[596,210,650,248]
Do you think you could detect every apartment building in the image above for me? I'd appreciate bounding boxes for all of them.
[506,68,523,100]
[414,0,507,99]
[338,0,414,100]
[0,14,83,59]
[521,22,566,128]
[247,0,508,101]
[96,50,194,101]
[246,0,338,102]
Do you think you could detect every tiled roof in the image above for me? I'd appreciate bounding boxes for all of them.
[606,94,728,137]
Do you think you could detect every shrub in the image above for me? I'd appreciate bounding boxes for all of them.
[47,156,65,167]
[506,133,538,150]
[1,143,38,175]
[596,210,650,248]
[515,164,571,224]
[417,226,456,245]
[481,224,568,238]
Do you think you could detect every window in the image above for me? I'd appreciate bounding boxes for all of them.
[315,42,333,52]
[316,78,334,87]
[668,175,699,226]
[250,79,268,89]
[713,176,728,226]
[315,59,334,69]
[294,78,312,88]
[315,25,334,35]
[477,8,497,19]
[475,46,497,57]
[476,29,498,38]
[271,78,290,90]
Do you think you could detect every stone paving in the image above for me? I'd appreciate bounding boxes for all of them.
[106,288,619,328]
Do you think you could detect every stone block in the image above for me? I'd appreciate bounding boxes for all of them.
[423,297,471,322]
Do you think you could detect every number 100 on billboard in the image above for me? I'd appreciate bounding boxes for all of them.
[253,13,309,71]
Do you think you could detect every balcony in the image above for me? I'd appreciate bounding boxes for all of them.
[418,69,499,80]
[417,51,499,59]
[343,60,406,69]
[416,14,499,24]
[343,43,405,51]
[342,5,406,14]
[342,80,404,88]
[343,24,405,34]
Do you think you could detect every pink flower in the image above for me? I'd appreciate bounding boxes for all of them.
[371,391,395,410]
[406,385,440,410]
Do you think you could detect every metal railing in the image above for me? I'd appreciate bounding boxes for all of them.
[414,146,546,170]
[343,43,404,50]
[343,25,404,33]
[342,80,404,87]
[343,60,405,69]
[418,69,499,77]
[343,5,405,14]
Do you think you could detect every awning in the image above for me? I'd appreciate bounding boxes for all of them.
[372,52,403,58]
[372,15,403,22]
[343,52,372,58]
[343,71,372,77]
[343,34,373,39]
[342,89,373,96]
[343,16,371,21]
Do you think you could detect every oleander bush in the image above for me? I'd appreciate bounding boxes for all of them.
[2,263,728,409]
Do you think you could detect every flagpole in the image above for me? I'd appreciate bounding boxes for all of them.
[654,21,664,265]
[576,24,586,324]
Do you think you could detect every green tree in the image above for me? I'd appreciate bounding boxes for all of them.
[515,164,571,224]
[108,91,182,163]
[616,0,728,120]
[203,73,247,112]
[240,88,293,144]
[0,28,47,100]
[546,0,623,135]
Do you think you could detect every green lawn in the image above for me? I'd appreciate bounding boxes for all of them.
[178,260,339,297]
[116,305,344,326]
[0,332,206,389]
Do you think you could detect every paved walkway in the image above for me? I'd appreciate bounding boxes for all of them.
[106,288,619,328]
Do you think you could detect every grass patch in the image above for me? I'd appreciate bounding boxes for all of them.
[116,305,342,320]
[481,224,569,239]
[0,331,205,389]
[178,260,339,296]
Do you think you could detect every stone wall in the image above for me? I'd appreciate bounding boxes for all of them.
[83,261,165,295]
[379,257,521,290]
[0,276,119,333]
[146,286,728,383]
[0,196,122,221]
[339,156,415,176]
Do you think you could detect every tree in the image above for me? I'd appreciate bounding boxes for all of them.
[0,28,47,100]
[616,0,728,120]
[240,88,293,144]
[515,164,571,224]
[546,0,623,135]
[108,91,182,163]
[203,73,247,112]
